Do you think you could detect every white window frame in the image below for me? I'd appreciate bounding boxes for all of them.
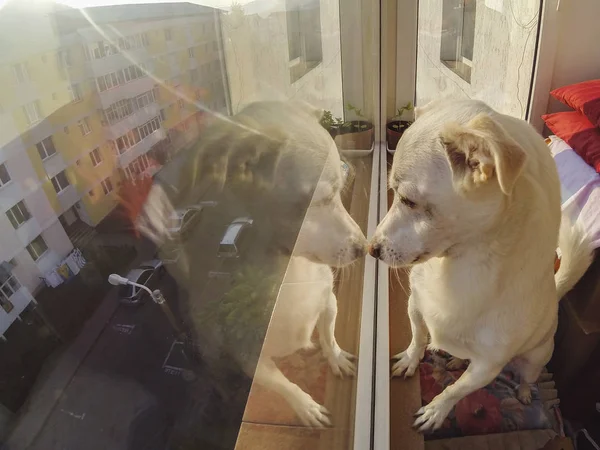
[6,200,31,229]
[101,177,113,195]
[68,83,82,102]
[23,101,42,125]
[78,117,92,136]
[0,163,11,187]
[36,136,57,160]
[13,62,30,84]
[26,235,48,261]
[89,147,103,166]
[51,171,70,194]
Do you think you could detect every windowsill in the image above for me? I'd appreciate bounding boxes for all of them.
[41,153,58,162]
[32,249,49,263]
[440,59,472,84]
[0,180,14,191]
[56,187,71,196]
[12,218,31,230]
[290,60,322,84]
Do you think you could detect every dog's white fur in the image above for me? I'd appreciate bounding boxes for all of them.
[252,106,366,427]
[138,102,366,427]
[370,98,593,431]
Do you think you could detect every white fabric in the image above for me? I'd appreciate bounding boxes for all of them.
[548,135,600,249]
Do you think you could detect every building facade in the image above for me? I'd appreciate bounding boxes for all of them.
[0,1,228,338]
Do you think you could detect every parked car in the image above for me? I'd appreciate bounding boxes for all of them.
[168,201,217,237]
[118,259,165,305]
[218,217,254,258]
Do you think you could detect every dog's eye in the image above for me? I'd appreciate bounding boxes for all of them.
[400,196,417,209]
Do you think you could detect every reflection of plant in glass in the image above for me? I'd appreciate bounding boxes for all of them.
[319,110,343,131]
[395,101,413,119]
[390,101,414,131]
[345,103,371,130]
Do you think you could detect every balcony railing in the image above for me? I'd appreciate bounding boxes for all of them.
[117,128,166,168]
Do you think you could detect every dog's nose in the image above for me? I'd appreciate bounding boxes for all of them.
[353,243,366,259]
[368,244,381,259]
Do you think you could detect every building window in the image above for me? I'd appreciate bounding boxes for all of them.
[188,47,194,58]
[6,200,31,229]
[26,235,48,261]
[57,49,72,69]
[68,83,82,102]
[23,101,42,125]
[440,0,476,83]
[96,64,146,92]
[164,28,172,41]
[101,177,113,195]
[286,0,323,82]
[0,276,21,313]
[160,109,166,121]
[83,44,91,61]
[51,171,70,194]
[13,62,30,83]
[0,163,11,187]
[89,148,102,166]
[136,89,155,109]
[36,136,57,160]
[78,117,92,136]
[190,68,198,83]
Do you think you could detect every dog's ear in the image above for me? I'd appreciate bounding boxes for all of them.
[226,130,284,188]
[182,123,285,199]
[440,113,527,195]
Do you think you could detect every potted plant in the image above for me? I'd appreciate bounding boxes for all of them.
[335,103,374,153]
[386,101,414,151]
[319,110,344,139]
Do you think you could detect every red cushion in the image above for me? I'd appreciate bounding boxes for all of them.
[551,79,600,127]
[542,111,600,173]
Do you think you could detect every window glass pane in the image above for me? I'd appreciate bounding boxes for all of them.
[417,0,542,118]
[0,1,378,449]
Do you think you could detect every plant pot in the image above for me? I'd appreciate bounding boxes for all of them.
[327,125,341,139]
[386,120,412,151]
[335,120,374,151]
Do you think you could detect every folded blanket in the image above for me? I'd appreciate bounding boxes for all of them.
[547,135,600,249]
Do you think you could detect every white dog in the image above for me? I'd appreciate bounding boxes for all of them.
[369,98,592,431]
[137,102,366,427]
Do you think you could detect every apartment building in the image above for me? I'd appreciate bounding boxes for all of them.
[0,1,228,338]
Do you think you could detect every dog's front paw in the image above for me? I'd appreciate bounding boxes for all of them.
[327,349,357,378]
[291,391,332,427]
[391,350,421,378]
[517,383,532,405]
[413,398,453,432]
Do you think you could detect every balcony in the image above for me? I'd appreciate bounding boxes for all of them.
[97,77,156,110]
[42,153,68,180]
[87,49,150,78]
[103,103,160,141]
[56,185,81,214]
[0,282,35,338]
[117,128,166,168]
